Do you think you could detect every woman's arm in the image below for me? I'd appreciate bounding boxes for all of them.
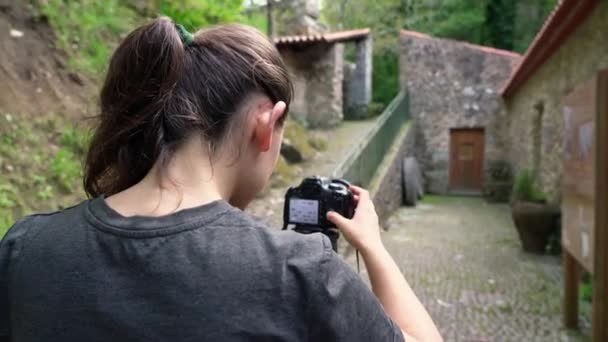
[327,186,442,342]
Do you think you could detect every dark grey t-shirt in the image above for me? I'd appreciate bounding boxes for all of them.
[0,198,403,341]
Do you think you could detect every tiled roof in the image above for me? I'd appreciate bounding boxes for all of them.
[274,28,370,46]
[501,0,601,98]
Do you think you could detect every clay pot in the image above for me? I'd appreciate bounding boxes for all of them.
[511,201,559,254]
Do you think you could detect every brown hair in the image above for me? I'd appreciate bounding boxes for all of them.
[84,18,293,197]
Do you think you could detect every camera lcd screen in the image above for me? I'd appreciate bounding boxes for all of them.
[289,198,319,225]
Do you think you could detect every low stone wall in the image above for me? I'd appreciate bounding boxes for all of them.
[368,123,412,224]
[505,1,608,203]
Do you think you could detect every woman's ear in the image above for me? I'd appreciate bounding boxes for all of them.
[253,101,286,152]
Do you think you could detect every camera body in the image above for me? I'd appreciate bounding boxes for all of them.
[282,177,356,250]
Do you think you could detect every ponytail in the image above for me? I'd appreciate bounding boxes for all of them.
[84,18,293,197]
[84,17,184,197]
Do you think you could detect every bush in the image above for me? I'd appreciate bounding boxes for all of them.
[159,0,244,30]
[581,272,593,303]
[60,126,90,155]
[0,210,13,239]
[51,148,82,193]
[512,169,546,203]
[372,51,399,106]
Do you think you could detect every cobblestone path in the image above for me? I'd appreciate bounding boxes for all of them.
[370,196,589,341]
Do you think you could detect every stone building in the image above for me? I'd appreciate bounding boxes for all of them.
[400,30,521,197]
[275,29,372,129]
[502,0,608,203]
[400,0,608,204]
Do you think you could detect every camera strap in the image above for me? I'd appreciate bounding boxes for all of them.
[356,250,360,274]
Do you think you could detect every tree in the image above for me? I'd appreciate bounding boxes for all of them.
[484,0,517,51]
[159,0,244,30]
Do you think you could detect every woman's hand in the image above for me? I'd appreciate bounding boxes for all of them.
[326,185,384,253]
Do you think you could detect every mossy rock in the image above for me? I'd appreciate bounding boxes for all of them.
[282,120,314,163]
[308,134,328,151]
[270,155,296,188]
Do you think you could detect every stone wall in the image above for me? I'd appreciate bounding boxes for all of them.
[505,1,608,203]
[279,43,344,128]
[370,124,412,225]
[343,37,373,119]
[400,31,520,195]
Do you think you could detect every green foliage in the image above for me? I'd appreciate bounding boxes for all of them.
[323,0,404,107]
[484,0,516,50]
[0,183,18,209]
[51,148,82,193]
[372,52,399,106]
[324,0,559,75]
[512,170,546,203]
[283,120,314,161]
[0,113,89,238]
[159,0,244,30]
[60,126,90,155]
[41,0,139,77]
[546,227,562,255]
[403,0,557,53]
[580,273,593,303]
[0,210,13,239]
[512,0,557,53]
[241,10,268,33]
[406,0,487,43]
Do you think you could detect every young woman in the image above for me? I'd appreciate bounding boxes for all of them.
[0,18,441,342]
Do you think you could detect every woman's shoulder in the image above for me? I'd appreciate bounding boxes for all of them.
[215,208,333,263]
[0,200,89,258]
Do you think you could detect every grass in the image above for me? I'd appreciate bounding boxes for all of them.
[0,113,89,238]
[39,0,268,79]
[40,0,140,77]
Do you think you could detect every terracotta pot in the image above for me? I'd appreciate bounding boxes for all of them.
[511,201,559,254]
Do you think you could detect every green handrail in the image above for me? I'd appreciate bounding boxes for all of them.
[332,91,410,186]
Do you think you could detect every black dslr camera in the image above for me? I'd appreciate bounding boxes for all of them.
[282,176,356,251]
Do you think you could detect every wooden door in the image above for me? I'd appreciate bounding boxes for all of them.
[449,129,485,193]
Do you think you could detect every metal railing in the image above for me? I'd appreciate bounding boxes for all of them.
[332,91,410,186]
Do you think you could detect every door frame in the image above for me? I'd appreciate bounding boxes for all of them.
[448,127,486,194]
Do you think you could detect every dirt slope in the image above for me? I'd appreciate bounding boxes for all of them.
[0,0,93,118]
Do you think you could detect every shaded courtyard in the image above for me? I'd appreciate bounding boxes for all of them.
[345,197,590,341]
[251,164,594,341]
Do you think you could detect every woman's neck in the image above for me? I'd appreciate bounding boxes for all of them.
[105,138,236,217]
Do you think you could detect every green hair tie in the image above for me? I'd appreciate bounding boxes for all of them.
[175,24,194,46]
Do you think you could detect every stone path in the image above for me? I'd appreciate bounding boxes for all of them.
[355,196,590,341]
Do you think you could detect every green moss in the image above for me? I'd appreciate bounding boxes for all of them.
[283,120,314,161]
[368,102,386,117]
[271,155,296,188]
[419,195,460,205]
[308,135,328,151]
